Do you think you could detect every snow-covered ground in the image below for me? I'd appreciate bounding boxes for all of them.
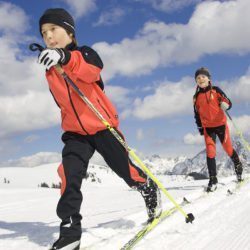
[0,163,249,250]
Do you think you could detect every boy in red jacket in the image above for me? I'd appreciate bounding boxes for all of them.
[37,8,161,250]
[193,67,243,192]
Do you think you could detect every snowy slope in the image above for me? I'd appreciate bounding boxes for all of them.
[0,162,250,250]
[83,178,250,250]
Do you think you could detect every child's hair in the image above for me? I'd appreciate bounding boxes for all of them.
[72,36,77,46]
[67,31,78,46]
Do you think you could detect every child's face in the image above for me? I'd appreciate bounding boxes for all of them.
[41,23,73,49]
[196,74,210,88]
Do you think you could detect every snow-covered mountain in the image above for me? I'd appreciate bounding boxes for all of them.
[132,137,250,179]
[172,137,250,178]
[1,137,249,186]
[143,154,186,175]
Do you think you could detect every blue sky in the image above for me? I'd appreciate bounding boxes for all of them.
[0,0,250,164]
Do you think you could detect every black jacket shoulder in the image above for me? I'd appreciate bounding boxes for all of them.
[66,43,105,90]
[212,86,224,95]
[78,45,103,69]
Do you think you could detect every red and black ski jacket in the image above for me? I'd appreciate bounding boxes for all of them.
[193,84,232,131]
[46,42,119,135]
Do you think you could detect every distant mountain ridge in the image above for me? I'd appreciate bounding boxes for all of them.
[168,138,250,177]
[86,137,249,182]
[1,138,249,183]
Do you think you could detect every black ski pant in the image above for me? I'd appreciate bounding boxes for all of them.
[57,129,147,238]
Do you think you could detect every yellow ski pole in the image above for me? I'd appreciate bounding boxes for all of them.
[29,43,194,223]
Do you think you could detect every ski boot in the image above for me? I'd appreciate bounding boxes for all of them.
[137,178,162,223]
[206,176,218,192]
[235,163,243,182]
[50,236,81,250]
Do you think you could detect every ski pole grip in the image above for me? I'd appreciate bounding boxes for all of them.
[29,43,65,75]
[54,64,64,75]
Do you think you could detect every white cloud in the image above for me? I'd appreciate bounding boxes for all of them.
[122,77,195,119]
[105,85,131,108]
[61,0,97,18]
[0,52,61,137]
[246,65,250,75]
[0,91,60,138]
[121,65,250,120]
[0,152,61,168]
[93,7,125,27]
[0,2,29,33]
[184,114,250,146]
[0,3,61,138]
[222,75,250,103]
[137,0,202,12]
[94,0,250,80]
[227,115,250,136]
[24,135,40,144]
[136,128,144,140]
[0,19,60,137]
[0,53,48,95]
[183,132,204,145]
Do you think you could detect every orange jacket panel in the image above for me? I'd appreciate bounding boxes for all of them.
[46,50,119,135]
[194,85,231,128]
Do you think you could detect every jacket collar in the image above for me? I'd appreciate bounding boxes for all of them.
[65,41,77,51]
[198,83,212,93]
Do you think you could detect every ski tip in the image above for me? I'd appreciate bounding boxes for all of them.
[185,213,195,223]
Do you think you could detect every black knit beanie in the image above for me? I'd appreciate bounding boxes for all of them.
[195,67,211,79]
[39,8,75,36]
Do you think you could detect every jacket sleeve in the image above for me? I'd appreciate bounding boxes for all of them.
[193,95,203,134]
[214,86,232,110]
[62,47,102,84]
[194,105,203,133]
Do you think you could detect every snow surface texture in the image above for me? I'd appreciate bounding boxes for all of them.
[0,159,250,250]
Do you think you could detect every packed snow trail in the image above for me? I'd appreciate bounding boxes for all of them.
[82,178,250,250]
[0,164,250,250]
